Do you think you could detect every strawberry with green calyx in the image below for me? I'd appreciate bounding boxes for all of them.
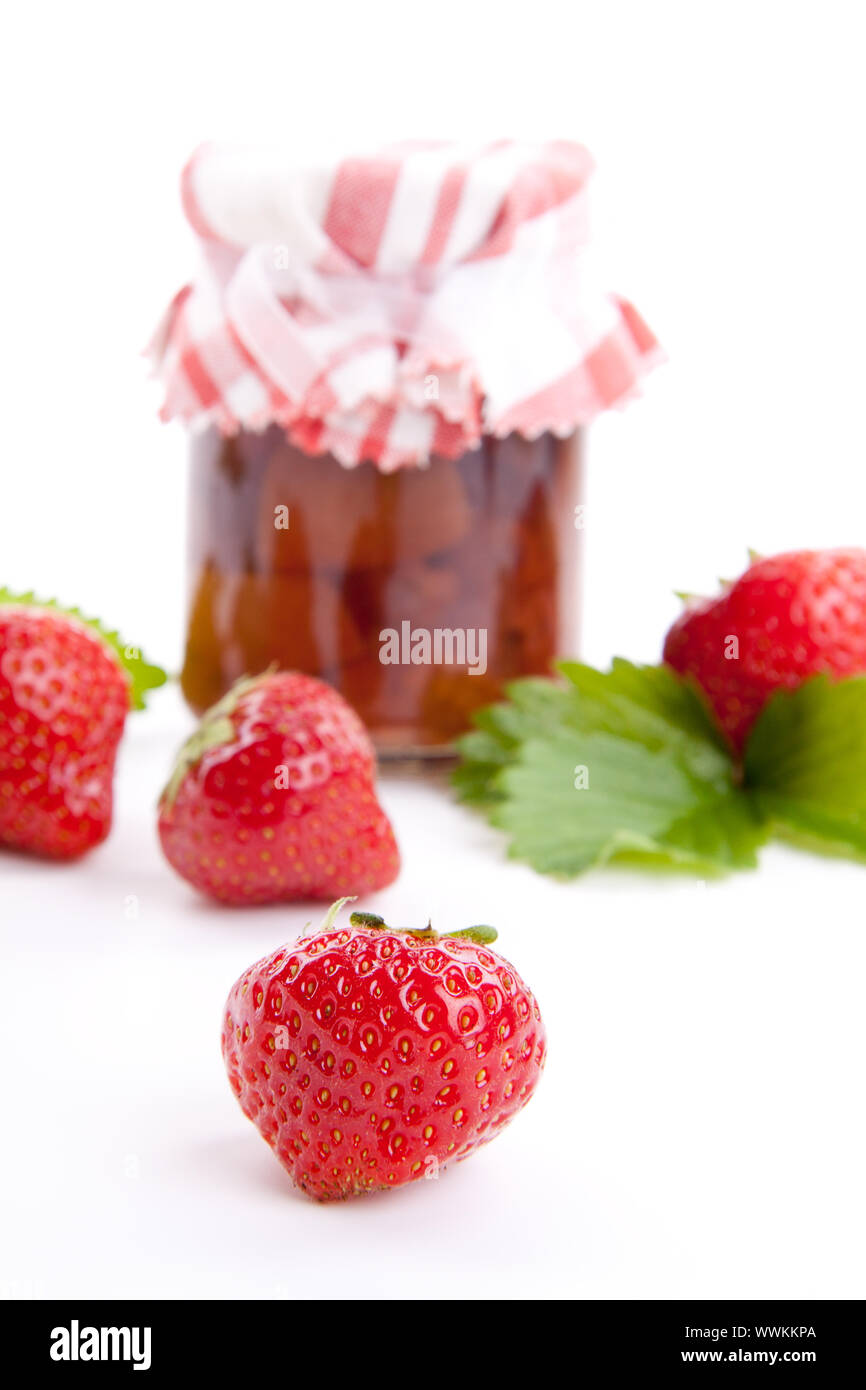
[221,899,546,1200]
[663,548,866,754]
[158,671,400,904]
[455,550,866,880]
[0,590,167,858]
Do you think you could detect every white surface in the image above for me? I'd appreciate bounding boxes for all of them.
[2,0,866,1301]
[2,685,866,1301]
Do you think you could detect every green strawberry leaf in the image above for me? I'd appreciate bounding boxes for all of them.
[490,729,764,877]
[557,658,731,770]
[0,587,167,710]
[456,660,730,803]
[455,660,769,878]
[452,678,577,806]
[744,674,866,859]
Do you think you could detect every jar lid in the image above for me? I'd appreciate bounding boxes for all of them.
[151,141,660,469]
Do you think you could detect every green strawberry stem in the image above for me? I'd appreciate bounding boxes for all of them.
[673,590,702,604]
[0,587,167,710]
[349,911,386,928]
[347,908,497,945]
[448,925,499,944]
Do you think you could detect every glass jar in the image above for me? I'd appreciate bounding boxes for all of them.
[157,140,658,748]
[181,427,583,754]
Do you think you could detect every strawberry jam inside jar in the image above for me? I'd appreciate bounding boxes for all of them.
[154,141,658,755]
[181,427,583,751]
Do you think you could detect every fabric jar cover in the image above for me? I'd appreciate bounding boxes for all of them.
[151,140,661,471]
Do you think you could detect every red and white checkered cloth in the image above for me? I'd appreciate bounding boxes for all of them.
[151,140,660,470]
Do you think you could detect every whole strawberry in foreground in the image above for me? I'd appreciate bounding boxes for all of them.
[158,671,399,904]
[222,901,546,1200]
[663,549,866,754]
[0,591,165,858]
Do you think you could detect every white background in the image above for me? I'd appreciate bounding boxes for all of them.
[1,0,865,1300]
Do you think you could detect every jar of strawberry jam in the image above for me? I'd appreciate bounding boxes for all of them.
[154,142,657,754]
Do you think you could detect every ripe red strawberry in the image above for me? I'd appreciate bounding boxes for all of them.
[663,548,866,753]
[0,592,165,859]
[221,902,546,1200]
[158,671,399,904]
